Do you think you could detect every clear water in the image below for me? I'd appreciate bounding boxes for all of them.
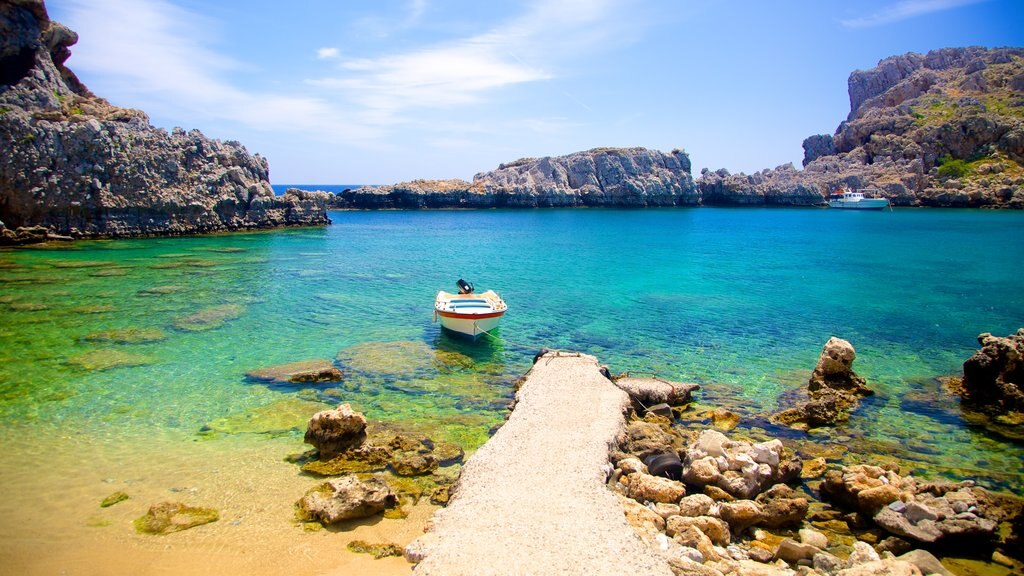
[1,207,1023,496]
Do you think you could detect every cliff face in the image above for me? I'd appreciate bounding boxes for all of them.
[699,47,1024,208]
[0,0,329,242]
[329,148,698,209]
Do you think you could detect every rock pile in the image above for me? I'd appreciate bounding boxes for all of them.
[773,337,874,428]
[0,0,331,242]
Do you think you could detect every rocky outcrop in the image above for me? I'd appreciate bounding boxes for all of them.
[772,337,873,428]
[304,403,368,459]
[0,0,330,243]
[699,47,1024,208]
[328,147,698,209]
[948,329,1024,441]
[697,165,828,206]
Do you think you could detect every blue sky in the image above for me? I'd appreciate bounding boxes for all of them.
[47,0,1024,185]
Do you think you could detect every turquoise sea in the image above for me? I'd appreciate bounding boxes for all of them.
[0,207,1023,570]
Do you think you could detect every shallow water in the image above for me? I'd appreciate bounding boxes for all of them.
[1,207,1023,571]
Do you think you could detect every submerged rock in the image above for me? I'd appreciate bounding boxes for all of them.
[336,341,436,377]
[134,501,218,534]
[100,491,129,508]
[202,398,329,435]
[65,348,153,371]
[172,304,244,332]
[347,540,403,559]
[295,475,397,525]
[245,359,342,384]
[82,327,166,344]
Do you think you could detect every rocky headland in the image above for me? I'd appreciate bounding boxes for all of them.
[0,0,330,244]
[700,46,1024,208]
[328,147,698,209]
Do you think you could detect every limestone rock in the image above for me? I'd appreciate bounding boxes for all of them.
[626,472,687,504]
[772,337,873,428]
[615,377,700,406]
[295,475,396,525]
[665,515,731,546]
[681,430,802,500]
[304,403,368,459]
[718,500,764,534]
[774,537,819,564]
[678,494,716,517]
[950,329,1024,441]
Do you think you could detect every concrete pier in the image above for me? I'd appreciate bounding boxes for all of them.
[409,351,672,575]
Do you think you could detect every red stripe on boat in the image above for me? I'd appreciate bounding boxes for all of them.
[436,310,506,320]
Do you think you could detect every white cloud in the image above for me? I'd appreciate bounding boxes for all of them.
[316,47,340,60]
[840,0,986,28]
[309,0,624,129]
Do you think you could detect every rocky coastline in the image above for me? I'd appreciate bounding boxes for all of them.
[318,46,1023,211]
[0,0,331,245]
[202,332,1024,575]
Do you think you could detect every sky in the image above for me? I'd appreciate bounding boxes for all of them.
[46,0,1024,185]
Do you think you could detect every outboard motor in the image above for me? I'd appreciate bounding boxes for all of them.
[456,279,474,294]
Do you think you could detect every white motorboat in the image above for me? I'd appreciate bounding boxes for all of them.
[828,189,891,210]
[434,279,507,339]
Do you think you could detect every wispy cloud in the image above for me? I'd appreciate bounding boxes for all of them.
[316,47,340,60]
[59,0,375,139]
[840,0,986,28]
[309,0,622,130]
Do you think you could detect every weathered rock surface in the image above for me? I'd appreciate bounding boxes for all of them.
[615,376,700,407]
[699,47,1024,208]
[679,430,802,500]
[773,337,873,428]
[295,474,397,525]
[948,329,1024,441]
[327,148,698,208]
[0,0,330,243]
[245,359,342,384]
[304,403,367,459]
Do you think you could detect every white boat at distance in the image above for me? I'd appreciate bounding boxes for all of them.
[828,188,891,210]
[434,279,507,339]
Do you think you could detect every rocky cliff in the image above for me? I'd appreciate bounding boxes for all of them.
[0,0,330,243]
[699,46,1024,208]
[328,147,698,209]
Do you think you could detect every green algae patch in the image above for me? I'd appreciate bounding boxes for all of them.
[245,359,342,384]
[66,348,154,371]
[7,301,49,312]
[134,501,218,535]
[83,328,167,344]
[346,540,403,559]
[70,304,115,314]
[336,341,474,378]
[100,491,129,508]
[85,516,113,528]
[200,397,329,436]
[172,304,244,332]
[48,260,114,269]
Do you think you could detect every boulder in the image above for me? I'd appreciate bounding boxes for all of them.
[774,537,819,564]
[950,329,1024,441]
[615,377,700,406]
[681,430,801,500]
[295,475,397,525]
[718,500,765,533]
[678,494,716,517]
[303,403,367,459]
[665,515,731,546]
[755,484,809,529]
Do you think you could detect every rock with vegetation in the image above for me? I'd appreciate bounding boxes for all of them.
[295,474,397,525]
[134,501,218,534]
[245,359,342,384]
[772,337,873,428]
[171,304,244,332]
[346,540,404,559]
[0,0,330,243]
[100,491,128,508]
[948,329,1024,441]
[699,47,1024,207]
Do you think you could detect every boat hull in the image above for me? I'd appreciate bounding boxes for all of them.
[828,198,890,210]
[436,311,505,338]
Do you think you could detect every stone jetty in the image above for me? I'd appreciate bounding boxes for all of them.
[407,350,674,575]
